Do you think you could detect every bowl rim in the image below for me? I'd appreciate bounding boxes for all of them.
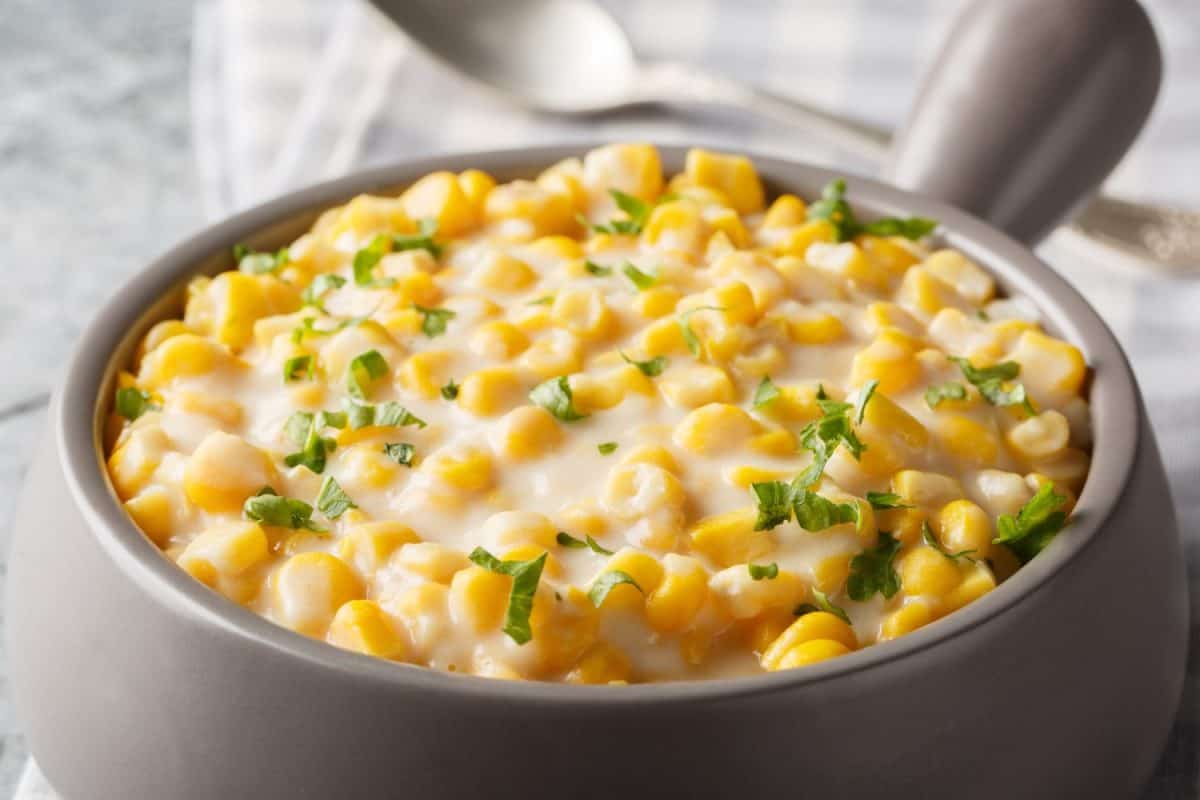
[56,143,1141,705]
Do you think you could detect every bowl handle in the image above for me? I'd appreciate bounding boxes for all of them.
[881,0,1161,246]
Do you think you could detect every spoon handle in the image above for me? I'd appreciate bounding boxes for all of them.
[637,61,890,162]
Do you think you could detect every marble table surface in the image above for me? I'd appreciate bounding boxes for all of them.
[0,1,202,795]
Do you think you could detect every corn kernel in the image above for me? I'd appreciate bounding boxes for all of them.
[858,235,920,276]
[107,424,169,500]
[425,444,494,492]
[632,285,682,318]
[812,553,853,594]
[893,470,965,508]
[710,566,807,619]
[123,486,175,546]
[582,143,664,201]
[489,405,563,461]
[935,500,993,561]
[484,180,575,236]
[398,349,454,399]
[138,334,236,389]
[449,565,510,633]
[935,414,1000,467]
[272,552,363,636]
[772,220,838,258]
[944,565,997,612]
[457,169,496,209]
[402,170,479,237]
[470,251,537,291]
[688,508,772,568]
[787,311,846,345]
[673,403,759,455]
[551,286,615,342]
[1005,409,1070,461]
[850,330,922,395]
[643,201,707,253]
[337,521,420,576]
[684,148,765,214]
[394,542,470,584]
[658,363,735,409]
[762,194,806,227]
[773,639,852,670]
[183,431,275,513]
[880,600,934,640]
[483,509,558,550]
[897,547,962,598]
[806,241,891,291]
[458,366,526,416]
[566,642,632,684]
[328,600,408,659]
[761,612,857,670]
[469,320,530,360]
[922,249,994,304]
[517,329,584,378]
[594,548,665,612]
[646,554,708,633]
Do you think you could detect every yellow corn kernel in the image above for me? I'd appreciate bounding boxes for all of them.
[137,333,235,389]
[383,582,450,659]
[272,552,363,636]
[806,241,891,291]
[566,642,632,685]
[935,414,1000,467]
[448,565,510,633]
[757,382,824,425]
[922,249,994,304]
[107,424,169,500]
[761,612,858,670]
[469,320,530,360]
[1012,328,1089,407]
[482,509,557,551]
[341,444,401,489]
[646,555,708,633]
[551,286,616,342]
[556,501,609,540]
[639,315,690,357]
[517,329,584,378]
[642,201,708,253]
[880,600,934,640]
[326,194,411,240]
[602,461,685,525]
[680,629,714,666]
[657,363,735,409]
[582,143,663,201]
[484,180,575,236]
[328,600,407,659]
[684,148,765,214]
[169,391,244,428]
[398,350,454,399]
[774,639,852,670]
[471,251,537,291]
[1030,448,1091,492]
[502,545,561,579]
[893,470,965,508]
[865,301,923,337]
[897,547,962,598]
[317,321,396,383]
[849,330,922,395]
[530,236,586,263]
[897,266,968,318]
[594,548,664,611]
[632,285,682,318]
[530,588,599,675]
[489,405,563,461]
[877,507,928,547]
[619,444,680,475]
[944,564,997,612]
[748,427,799,457]
[812,553,853,594]
[858,235,920,276]
[742,609,795,654]
[707,207,750,248]
[457,169,496,209]
[762,194,806,227]
[393,270,442,308]
[787,311,846,345]
[688,508,772,568]
[393,542,470,584]
[123,486,174,547]
[136,319,190,363]
[337,521,421,576]
[772,219,838,258]
[570,370,629,413]
[183,431,275,513]
[402,170,479,237]
[724,465,789,490]
[1006,409,1071,462]
[209,272,302,351]
[732,341,786,377]
[457,366,526,417]
[936,500,993,561]
[710,566,807,620]
[425,444,494,492]
[673,403,759,455]
[178,521,269,590]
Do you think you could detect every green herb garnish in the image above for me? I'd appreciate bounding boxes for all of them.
[622,261,658,291]
[753,375,781,408]
[846,532,902,602]
[947,356,1036,414]
[588,570,643,607]
[414,304,456,338]
[351,235,396,288]
[383,442,415,466]
[243,487,325,531]
[234,244,290,275]
[793,385,866,488]
[794,588,852,625]
[621,351,667,377]
[346,349,389,400]
[866,491,912,510]
[854,379,879,424]
[301,274,346,310]
[584,260,613,276]
[579,189,653,235]
[283,354,314,382]
[751,481,796,531]
[345,400,426,431]
[555,531,614,555]
[748,562,779,581]
[793,490,859,532]
[282,410,343,474]
[529,376,588,422]
[678,305,725,357]
[922,521,976,562]
[115,386,156,421]
[468,547,547,644]
[924,381,967,409]
[807,179,937,243]
[391,218,442,258]
[993,481,1069,563]
[597,442,618,455]
[316,476,356,519]
[440,379,459,400]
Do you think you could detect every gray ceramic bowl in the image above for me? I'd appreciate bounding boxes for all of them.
[6,146,1188,799]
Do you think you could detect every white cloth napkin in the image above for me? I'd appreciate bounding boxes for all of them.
[18,0,1200,796]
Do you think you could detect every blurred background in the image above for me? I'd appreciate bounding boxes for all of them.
[0,0,1197,797]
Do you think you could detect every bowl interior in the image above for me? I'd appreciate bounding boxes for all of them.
[56,144,1141,703]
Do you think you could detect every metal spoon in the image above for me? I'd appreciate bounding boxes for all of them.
[367,0,1199,270]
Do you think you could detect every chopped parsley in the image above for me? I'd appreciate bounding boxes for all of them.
[555,531,614,555]
[440,379,459,400]
[527,295,555,306]
[807,179,938,243]
[753,375,781,408]
[866,491,912,510]
[587,570,643,608]
[948,356,1036,414]
[345,400,426,431]
[529,376,588,422]
[243,487,324,531]
[346,349,389,400]
[468,547,548,644]
[382,442,415,466]
[584,260,613,276]
[924,381,967,409]
[854,379,879,424]
[751,481,796,531]
[793,385,866,488]
[621,260,657,291]
[794,589,852,625]
[391,217,442,258]
[922,521,976,562]
[597,442,619,455]
[578,189,655,235]
[301,274,346,310]
[283,354,314,382]
[234,244,289,275]
[748,562,779,581]
[793,490,859,532]
[282,410,344,474]
[115,386,156,421]
[846,532,902,602]
[414,304,456,338]
[993,481,1069,563]
[621,351,667,377]
[351,235,396,288]
[315,476,356,520]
